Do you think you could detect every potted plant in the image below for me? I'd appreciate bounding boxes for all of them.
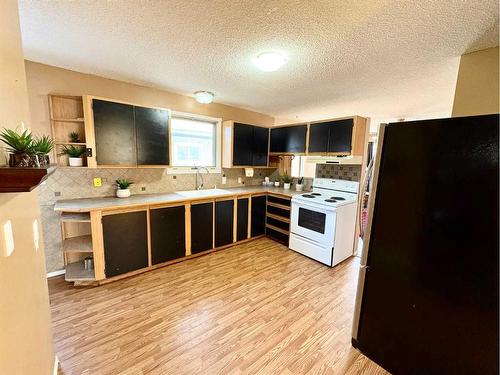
[115,179,133,198]
[273,178,280,187]
[60,145,85,167]
[32,135,54,166]
[281,174,293,190]
[0,128,37,167]
[296,177,304,191]
[69,131,81,143]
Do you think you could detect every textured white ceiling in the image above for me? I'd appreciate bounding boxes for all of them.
[18,0,498,123]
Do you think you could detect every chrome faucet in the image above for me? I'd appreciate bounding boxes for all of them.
[195,166,210,190]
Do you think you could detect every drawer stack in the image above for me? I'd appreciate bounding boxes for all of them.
[266,194,291,245]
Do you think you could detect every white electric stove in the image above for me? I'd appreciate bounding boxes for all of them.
[289,178,359,266]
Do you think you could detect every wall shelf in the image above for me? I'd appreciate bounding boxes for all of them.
[0,165,57,193]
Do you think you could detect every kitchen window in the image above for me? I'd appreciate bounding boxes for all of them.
[168,112,222,174]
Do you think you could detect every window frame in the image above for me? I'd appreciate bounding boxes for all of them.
[166,111,222,175]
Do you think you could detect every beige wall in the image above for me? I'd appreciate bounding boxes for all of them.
[452,46,499,117]
[0,1,55,374]
[25,61,275,139]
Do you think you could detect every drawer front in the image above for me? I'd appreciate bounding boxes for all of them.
[266,216,290,232]
[267,195,291,207]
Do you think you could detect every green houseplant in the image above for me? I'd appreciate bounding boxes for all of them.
[32,135,54,166]
[59,145,85,167]
[281,173,293,190]
[69,131,81,143]
[115,179,133,198]
[0,128,38,167]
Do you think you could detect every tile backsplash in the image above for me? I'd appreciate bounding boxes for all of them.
[39,167,273,273]
[315,164,362,181]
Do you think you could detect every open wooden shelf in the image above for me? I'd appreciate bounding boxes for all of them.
[63,235,93,253]
[55,141,86,146]
[266,212,290,223]
[267,201,291,211]
[0,165,57,193]
[51,118,85,123]
[61,212,91,223]
[265,223,289,235]
[65,261,95,282]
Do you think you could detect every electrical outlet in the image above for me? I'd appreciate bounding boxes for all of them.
[238,177,242,184]
[93,178,102,187]
[141,186,146,191]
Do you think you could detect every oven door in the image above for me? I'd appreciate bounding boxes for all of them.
[290,201,336,246]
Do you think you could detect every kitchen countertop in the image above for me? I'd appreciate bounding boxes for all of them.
[54,185,307,212]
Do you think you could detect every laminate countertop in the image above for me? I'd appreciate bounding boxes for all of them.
[54,186,307,212]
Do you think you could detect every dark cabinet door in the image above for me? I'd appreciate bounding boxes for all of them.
[328,119,353,153]
[150,206,185,264]
[103,211,148,278]
[251,195,266,237]
[233,123,254,166]
[237,198,249,241]
[135,106,170,165]
[93,99,136,165]
[191,202,213,254]
[270,125,307,153]
[308,122,330,153]
[215,200,234,247]
[252,126,269,166]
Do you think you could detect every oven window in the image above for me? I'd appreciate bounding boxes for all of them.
[298,208,326,234]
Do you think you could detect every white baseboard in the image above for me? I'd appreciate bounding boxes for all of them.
[47,269,65,278]
[53,355,59,375]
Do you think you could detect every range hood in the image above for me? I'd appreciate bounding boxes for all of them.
[305,155,363,165]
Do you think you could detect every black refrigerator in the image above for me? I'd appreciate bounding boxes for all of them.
[351,114,499,375]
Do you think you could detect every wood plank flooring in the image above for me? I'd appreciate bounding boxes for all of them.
[49,237,389,374]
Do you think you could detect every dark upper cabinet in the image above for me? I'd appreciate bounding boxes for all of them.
[103,211,149,278]
[233,123,254,166]
[309,119,354,154]
[230,122,269,167]
[237,197,249,241]
[252,125,270,166]
[93,99,136,165]
[150,206,185,265]
[328,119,354,153]
[191,202,213,254]
[135,106,169,165]
[270,125,307,153]
[251,195,266,237]
[215,200,234,247]
[92,99,170,166]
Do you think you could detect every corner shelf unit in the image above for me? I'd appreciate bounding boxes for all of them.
[48,95,88,167]
[265,194,291,244]
[60,211,95,283]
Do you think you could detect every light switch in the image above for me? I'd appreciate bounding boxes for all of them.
[2,220,14,257]
[93,178,102,187]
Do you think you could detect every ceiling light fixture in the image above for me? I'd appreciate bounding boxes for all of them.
[194,91,215,104]
[255,52,287,72]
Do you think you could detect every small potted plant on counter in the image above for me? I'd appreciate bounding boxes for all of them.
[296,177,304,191]
[32,135,54,166]
[274,177,280,187]
[60,145,85,167]
[0,127,36,167]
[281,173,292,190]
[115,179,133,198]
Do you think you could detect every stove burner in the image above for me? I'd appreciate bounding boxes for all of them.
[324,199,337,203]
[311,193,321,196]
[301,194,316,198]
[331,196,345,200]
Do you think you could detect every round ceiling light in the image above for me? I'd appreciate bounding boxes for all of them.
[194,91,215,104]
[255,52,287,72]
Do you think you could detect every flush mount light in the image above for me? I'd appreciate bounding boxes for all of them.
[255,52,287,72]
[194,91,215,104]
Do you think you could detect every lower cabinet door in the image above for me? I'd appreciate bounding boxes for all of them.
[150,205,185,265]
[191,202,213,254]
[251,195,266,237]
[103,211,148,278]
[237,197,249,241]
[215,200,234,247]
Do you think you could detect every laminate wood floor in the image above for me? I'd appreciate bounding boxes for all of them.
[49,237,389,374]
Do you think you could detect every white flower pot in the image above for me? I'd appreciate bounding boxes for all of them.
[68,157,83,167]
[295,184,303,191]
[274,181,280,187]
[116,188,131,198]
[283,183,291,190]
